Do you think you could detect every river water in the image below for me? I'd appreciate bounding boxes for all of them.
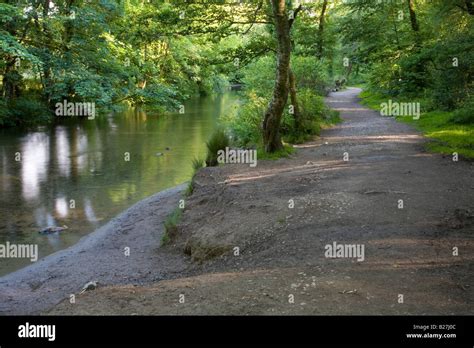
[0,93,238,276]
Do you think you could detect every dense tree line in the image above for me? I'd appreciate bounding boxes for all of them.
[1,0,472,154]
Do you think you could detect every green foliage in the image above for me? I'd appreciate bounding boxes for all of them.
[192,157,205,172]
[185,158,205,196]
[360,90,474,159]
[403,111,474,159]
[428,28,474,110]
[242,55,331,98]
[224,50,336,148]
[450,100,474,125]
[223,88,337,147]
[1,0,246,127]
[222,92,265,147]
[205,128,230,167]
[291,56,331,95]
[0,97,52,127]
[339,0,473,111]
[162,207,183,246]
[257,144,295,160]
[241,56,276,98]
[281,89,327,144]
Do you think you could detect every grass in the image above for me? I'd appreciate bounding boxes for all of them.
[257,144,296,160]
[350,82,367,89]
[402,111,474,158]
[164,158,203,245]
[256,110,340,160]
[322,109,342,127]
[161,207,183,245]
[358,90,385,111]
[185,157,204,196]
[359,90,474,159]
[205,128,230,167]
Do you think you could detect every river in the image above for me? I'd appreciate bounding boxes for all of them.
[0,93,239,276]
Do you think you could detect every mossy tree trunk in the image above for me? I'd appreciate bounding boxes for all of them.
[262,0,301,153]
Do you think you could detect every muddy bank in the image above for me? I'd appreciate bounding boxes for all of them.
[0,184,187,315]
[49,88,474,315]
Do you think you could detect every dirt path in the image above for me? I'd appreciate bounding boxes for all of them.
[45,88,474,314]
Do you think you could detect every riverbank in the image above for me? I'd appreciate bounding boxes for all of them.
[2,88,473,315]
[0,184,188,315]
[0,93,238,277]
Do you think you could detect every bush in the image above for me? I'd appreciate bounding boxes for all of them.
[291,56,331,95]
[205,128,230,166]
[0,99,9,127]
[222,53,337,148]
[1,96,52,127]
[242,55,331,98]
[221,92,265,147]
[223,89,338,147]
[281,89,329,144]
[450,104,474,125]
[241,56,277,98]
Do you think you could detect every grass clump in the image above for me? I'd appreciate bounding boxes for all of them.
[205,128,230,167]
[257,144,296,160]
[185,157,205,196]
[161,207,183,245]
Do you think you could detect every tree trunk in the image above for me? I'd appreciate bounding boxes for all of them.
[2,61,20,100]
[42,0,52,104]
[407,0,420,36]
[406,0,426,90]
[262,0,292,153]
[288,67,302,134]
[316,0,328,59]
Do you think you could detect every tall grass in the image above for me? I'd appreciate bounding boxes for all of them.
[205,128,230,166]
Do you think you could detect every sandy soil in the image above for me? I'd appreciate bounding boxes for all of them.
[2,88,473,315]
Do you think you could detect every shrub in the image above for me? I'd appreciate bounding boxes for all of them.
[3,97,52,127]
[291,56,331,95]
[450,104,474,125]
[281,89,328,144]
[205,128,230,166]
[221,92,265,147]
[223,89,339,147]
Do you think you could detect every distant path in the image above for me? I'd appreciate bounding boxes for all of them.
[40,88,474,314]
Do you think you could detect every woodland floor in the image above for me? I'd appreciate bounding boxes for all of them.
[2,88,472,315]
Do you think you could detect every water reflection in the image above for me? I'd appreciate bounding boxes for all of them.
[21,133,50,201]
[56,127,71,178]
[0,93,239,275]
[55,197,68,218]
